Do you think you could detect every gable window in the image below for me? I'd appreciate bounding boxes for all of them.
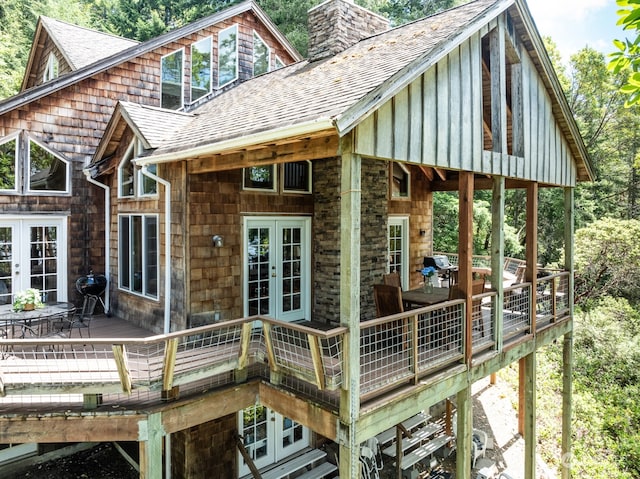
[253,31,270,76]
[391,162,410,199]
[0,136,18,192]
[28,138,69,193]
[119,214,158,299]
[43,53,59,82]
[218,25,238,87]
[283,162,311,193]
[161,49,184,110]
[191,37,212,102]
[119,140,156,198]
[274,56,285,70]
[243,165,275,191]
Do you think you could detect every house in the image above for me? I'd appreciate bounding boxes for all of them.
[0,1,300,308]
[0,0,591,478]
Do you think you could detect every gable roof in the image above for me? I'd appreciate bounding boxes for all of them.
[1,1,301,115]
[135,0,592,182]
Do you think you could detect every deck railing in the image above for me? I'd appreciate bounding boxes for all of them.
[0,274,571,409]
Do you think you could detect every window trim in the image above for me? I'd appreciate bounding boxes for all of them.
[218,24,239,88]
[388,216,410,289]
[117,142,136,198]
[118,213,159,300]
[282,161,312,194]
[252,30,271,77]
[274,55,285,70]
[0,132,20,193]
[243,165,277,192]
[190,36,213,103]
[118,139,157,199]
[160,48,185,110]
[26,135,70,195]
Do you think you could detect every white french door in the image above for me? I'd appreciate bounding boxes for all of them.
[388,216,409,289]
[244,217,310,322]
[0,217,67,305]
[238,405,309,476]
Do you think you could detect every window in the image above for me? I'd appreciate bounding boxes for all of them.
[118,140,156,198]
[28,138,69,193]
[119,214,158,299]
[283,162,311,193]
[191,37,212,102]
[391,162,410,199]
[0,136,17,191]
[388,217,409,289]
[161,49,184,110]
[274,56,285,70]
[43,53,59,82]
[218,25,238,87]
[253,31,270,76]
[243,165,276,191]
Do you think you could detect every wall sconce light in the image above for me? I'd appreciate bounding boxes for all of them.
[419,229,426,237]
[212,235,224,248]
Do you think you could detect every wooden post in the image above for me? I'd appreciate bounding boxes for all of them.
[456,387,472,479]
[523,351,537,479]
[526,182,538,332]
[458,171,474,362]
[338,133,362,479]
[139,412,164,479]
[561,187,575,479]
[518,357,525,436]
[491,176,505,351]
[489,22,507,154]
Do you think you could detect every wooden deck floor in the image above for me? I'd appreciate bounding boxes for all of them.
[85,314,154,338]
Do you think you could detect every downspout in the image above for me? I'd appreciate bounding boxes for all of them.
[83,170,110,315]
[140,166,172,334]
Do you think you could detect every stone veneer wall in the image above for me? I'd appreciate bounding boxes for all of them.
[171,414,237,478]
[312,157,389,324]
[307,0,389,61]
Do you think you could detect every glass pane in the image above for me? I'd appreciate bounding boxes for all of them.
[244,166,274,190]
[145,217,158,297]
[161,49,183,110]
[281,227,302,314]
[392,162,409,198]
[29,226,58,300]
[218,25,238,87]
[140,163,157,196]
[253,32,270,76]
[132,216,142,293]
[29,141,67,192]
[191,37,212,101]
[0,227,12,304]
[283,162,310,192]
[120,149,135,197]
[120,217,131,289]
[0,139,17,190]
[248,227,270,316]
[242,406,268,462]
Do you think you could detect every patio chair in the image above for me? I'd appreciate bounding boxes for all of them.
[360,445,380,479]
[55,294,99,339]
[373,284,404,318]
[382,271,402,289]
[452,413,488,468]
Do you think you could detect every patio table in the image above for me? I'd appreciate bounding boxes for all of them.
[0,302,76,338]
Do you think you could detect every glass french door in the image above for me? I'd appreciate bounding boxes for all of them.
[0,218,67,305]
[244,217,310,322]
[238,405,309,476]
[388,216,409,289]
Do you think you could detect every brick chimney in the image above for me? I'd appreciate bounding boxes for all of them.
[307,0,390,61]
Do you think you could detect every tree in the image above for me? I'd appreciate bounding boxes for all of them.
[574,218,640,305]
[609,0,640,107]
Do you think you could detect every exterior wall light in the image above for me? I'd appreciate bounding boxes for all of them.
[212,235,224,247]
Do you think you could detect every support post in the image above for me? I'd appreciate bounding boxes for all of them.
[139,412,165,479]
[523,351,537,479]
[456,387,472,479]
[561,187,575,479]
[491,176,506,351]
[458,171,474,362]
[338,133,362,479]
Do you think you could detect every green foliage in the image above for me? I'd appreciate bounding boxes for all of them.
[574,218,640,304]
[608,0,640,107]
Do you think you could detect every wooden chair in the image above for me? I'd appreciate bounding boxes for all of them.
[382,272,402,289]
[373,284,404,317]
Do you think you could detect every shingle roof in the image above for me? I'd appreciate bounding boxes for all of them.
[40,17,139,70]
[148,0,503,159]
[119,101,195,149]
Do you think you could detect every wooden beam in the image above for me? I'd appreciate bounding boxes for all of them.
[492,176,506,352]
[526,182,538,332]
[308,334,326,390]
[458,171,474,363]
[162,338,179,392]
[187,134,339,174]
[456,386,472,479]
[489,23,507,154]
[430,176,532,192]
[418,165,434,181]
[523,352,537,479]
[112,344,132,394]
[139,412,164,479]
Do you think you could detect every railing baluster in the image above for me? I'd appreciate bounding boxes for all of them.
[308,334,325,390]
[112,344,132,394]
[162,338,179,392]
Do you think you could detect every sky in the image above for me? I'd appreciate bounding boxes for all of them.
[526,0,629,63]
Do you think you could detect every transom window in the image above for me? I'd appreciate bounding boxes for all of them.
[218,25,238,87]
[119,214,159,299]
[161,48,184,110]
[243,162,311,193]
[191,37,212,102]
[118,140,157,198]
[43,53,59,82]
[0,135,18,192]
[253,31,270,76]
[28,138,69,193]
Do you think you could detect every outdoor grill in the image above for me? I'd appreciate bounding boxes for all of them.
[423,255,457,285]
[75,272,108,315]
